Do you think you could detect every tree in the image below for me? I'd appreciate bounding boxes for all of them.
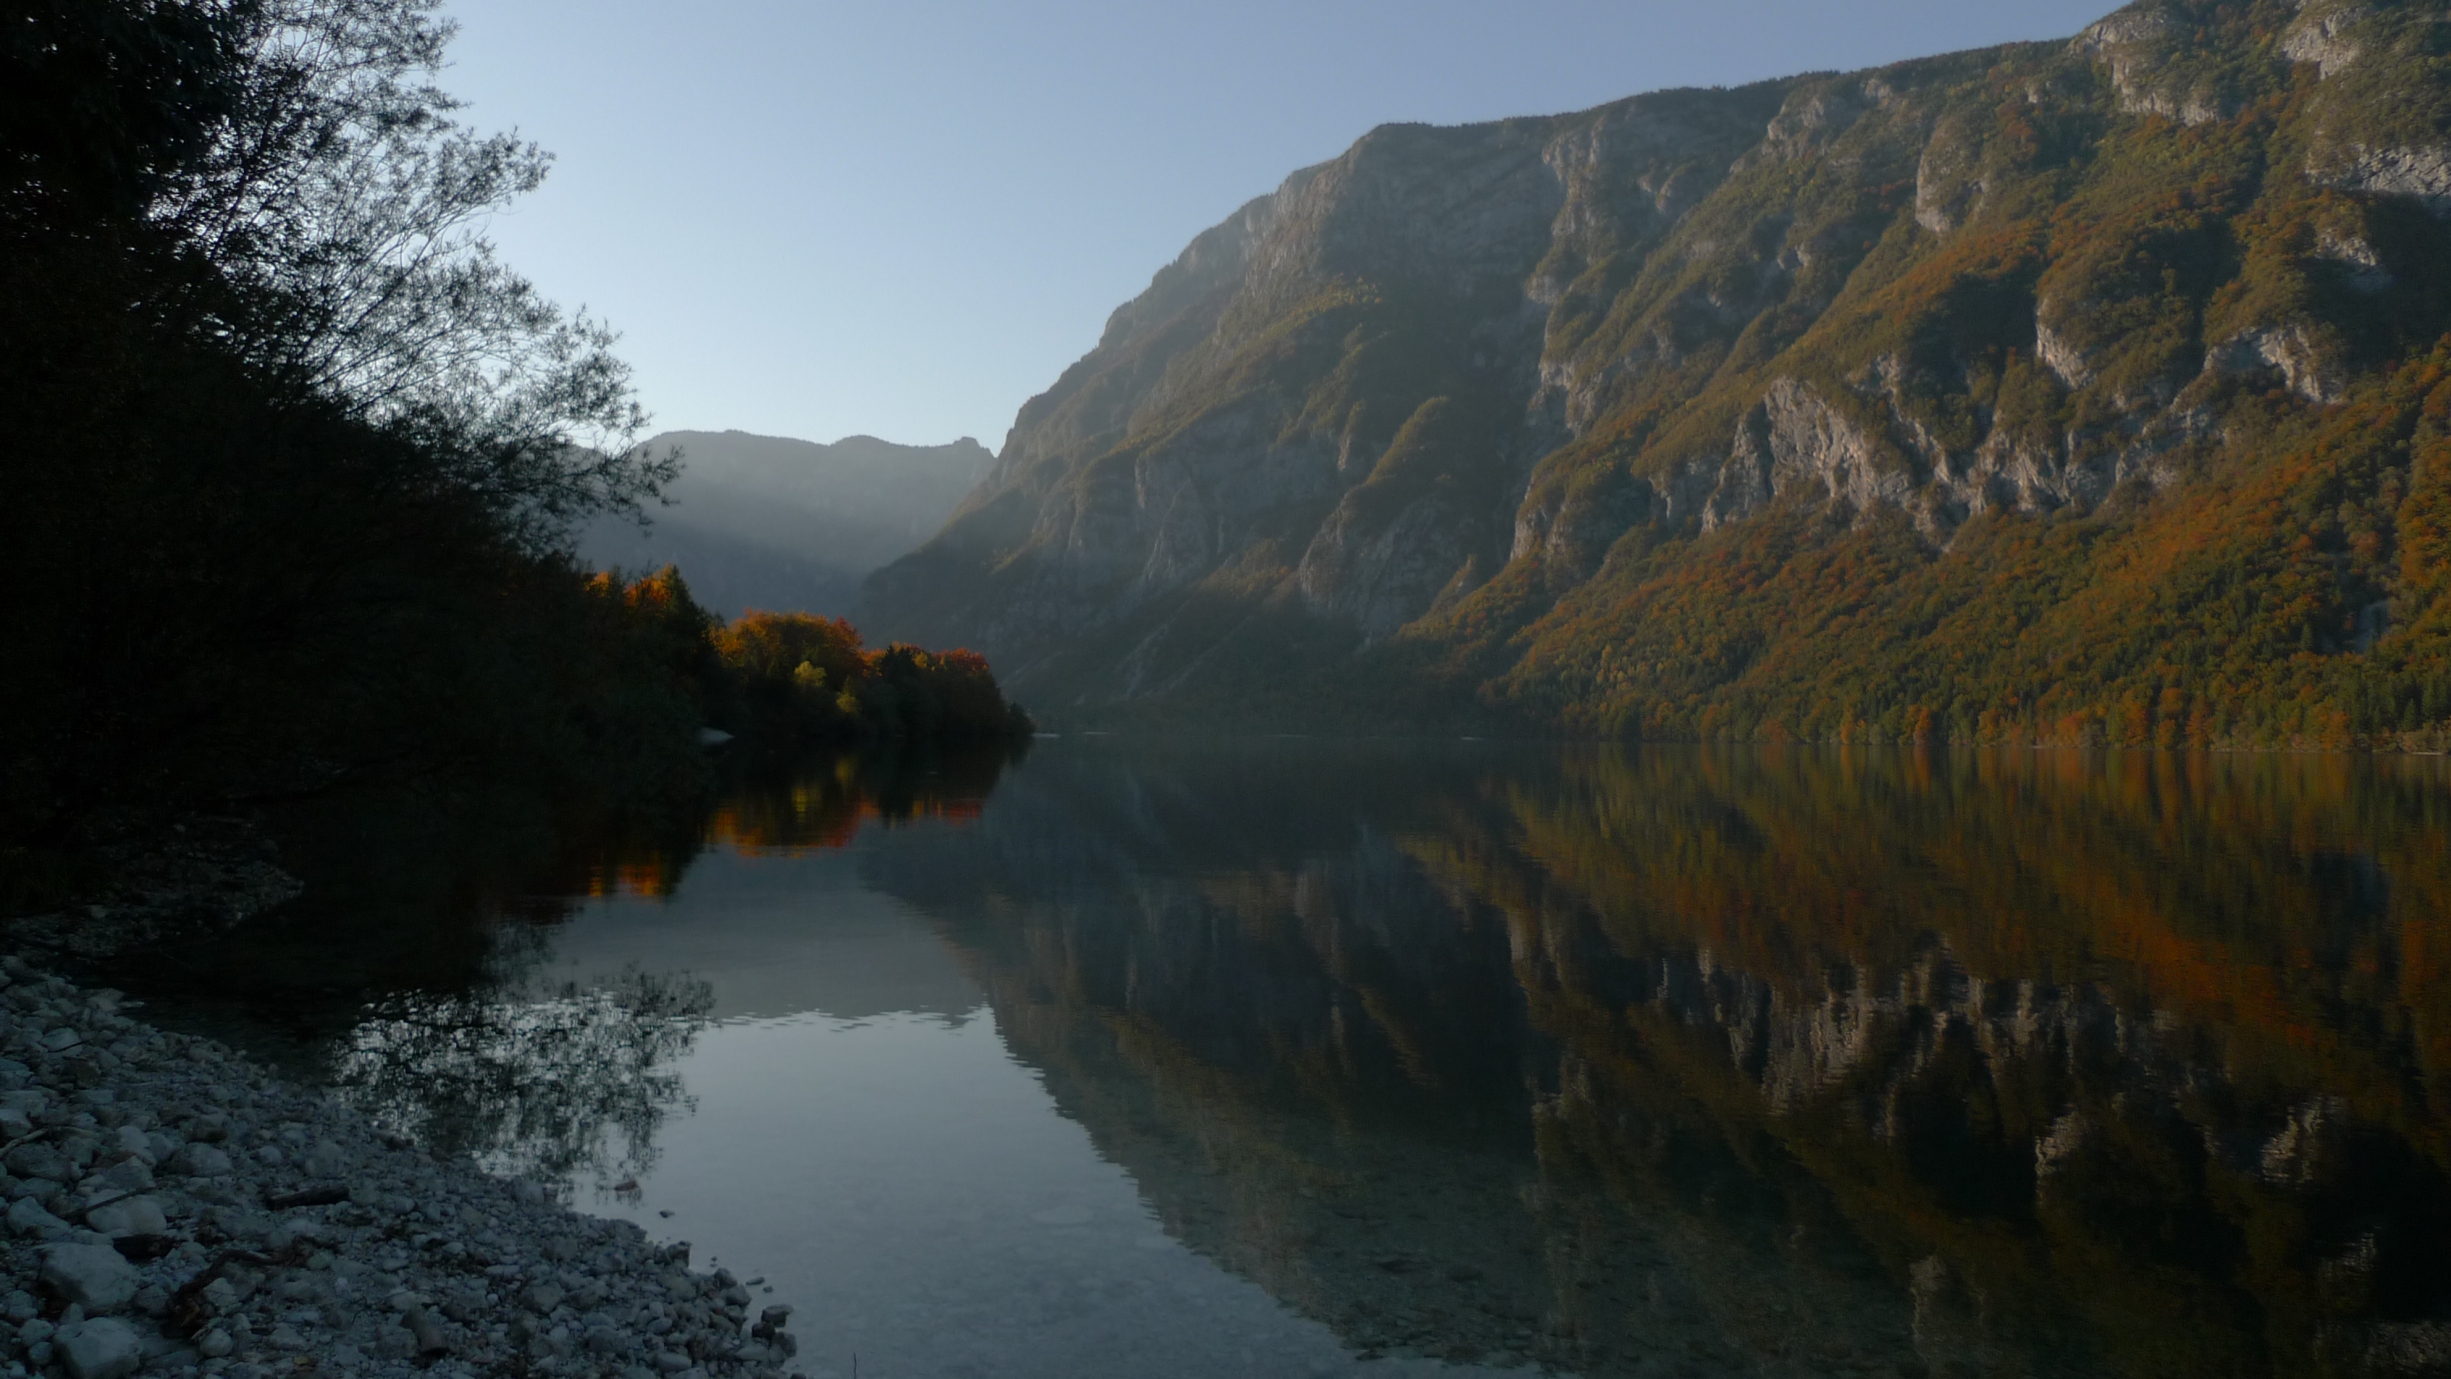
[5,0,670,541]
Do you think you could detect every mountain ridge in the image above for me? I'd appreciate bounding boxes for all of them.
[870,0,2451,747]
[586,430,991,618]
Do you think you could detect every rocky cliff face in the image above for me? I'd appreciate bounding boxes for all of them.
[870,0,2451,737]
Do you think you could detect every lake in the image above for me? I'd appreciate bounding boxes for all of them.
[83,739,2451,1378]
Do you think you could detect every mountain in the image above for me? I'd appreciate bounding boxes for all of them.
[584,431,992,619]
[867,0,2451,747]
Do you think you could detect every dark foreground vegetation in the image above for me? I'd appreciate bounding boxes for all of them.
[0,0,1023,909]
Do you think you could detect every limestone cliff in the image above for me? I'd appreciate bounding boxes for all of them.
[869,0,2451,742]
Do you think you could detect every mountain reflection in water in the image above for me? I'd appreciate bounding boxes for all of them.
[855,742,2451,1379]
[91,741,2451,1378]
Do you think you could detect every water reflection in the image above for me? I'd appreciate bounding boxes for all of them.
[90,745,1026,1181]
[334,963,714,1187]
[858,742,2451,1378]
[86,740,2451,1378]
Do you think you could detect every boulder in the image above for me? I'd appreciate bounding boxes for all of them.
[55,1316,141,1379]
[4,1144,69,1181]
[164,1142,231,1177]
[7,1196,69,1240]
[40,1243,138,1312]
[84,1197,165,1238]
[94,1158,151,1193]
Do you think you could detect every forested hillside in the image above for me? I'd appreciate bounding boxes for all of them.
[868,0,2451,748]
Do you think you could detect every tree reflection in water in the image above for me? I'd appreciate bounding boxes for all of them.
[87,743,1025,1195]
[331,961,715,1190]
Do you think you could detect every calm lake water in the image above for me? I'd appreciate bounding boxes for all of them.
[84,740,2451,1378]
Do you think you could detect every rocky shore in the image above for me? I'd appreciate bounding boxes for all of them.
[0,954,801,1379]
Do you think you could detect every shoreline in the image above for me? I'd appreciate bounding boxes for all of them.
[0,954,799,1379]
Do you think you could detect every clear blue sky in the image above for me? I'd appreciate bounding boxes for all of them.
[440,0,2118,451]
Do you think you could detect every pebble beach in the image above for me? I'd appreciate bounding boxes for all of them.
[0,954,800,1379]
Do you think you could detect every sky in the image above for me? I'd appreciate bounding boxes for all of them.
[439,0,2120,452]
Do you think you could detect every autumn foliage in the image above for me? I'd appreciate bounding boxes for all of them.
[573,571,1032,749]
[709,607,1032,745]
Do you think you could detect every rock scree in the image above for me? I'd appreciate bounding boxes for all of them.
[0,955,803,1379]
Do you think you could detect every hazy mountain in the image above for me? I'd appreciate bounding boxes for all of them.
[584,431,992,619]
[869,0,2451,746]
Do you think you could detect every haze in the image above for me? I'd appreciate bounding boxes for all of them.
[441,0,2117,449]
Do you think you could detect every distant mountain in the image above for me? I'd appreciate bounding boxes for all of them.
[869,0,2451,748]
[584,431,992,620]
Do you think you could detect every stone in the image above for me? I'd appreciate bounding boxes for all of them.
[94,1157,150,1192]
[402,1307,450,1357]
[54,1316,141,1379]
[584,1326,627,1355]
[8,1195,69,1240]
[0,961,803,1379]
[58,1133,98,1174]
[165,1141,231,1177]
[4,1143,68,1181]
[41,1243,139,1312]
[84,1196,165,1238]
